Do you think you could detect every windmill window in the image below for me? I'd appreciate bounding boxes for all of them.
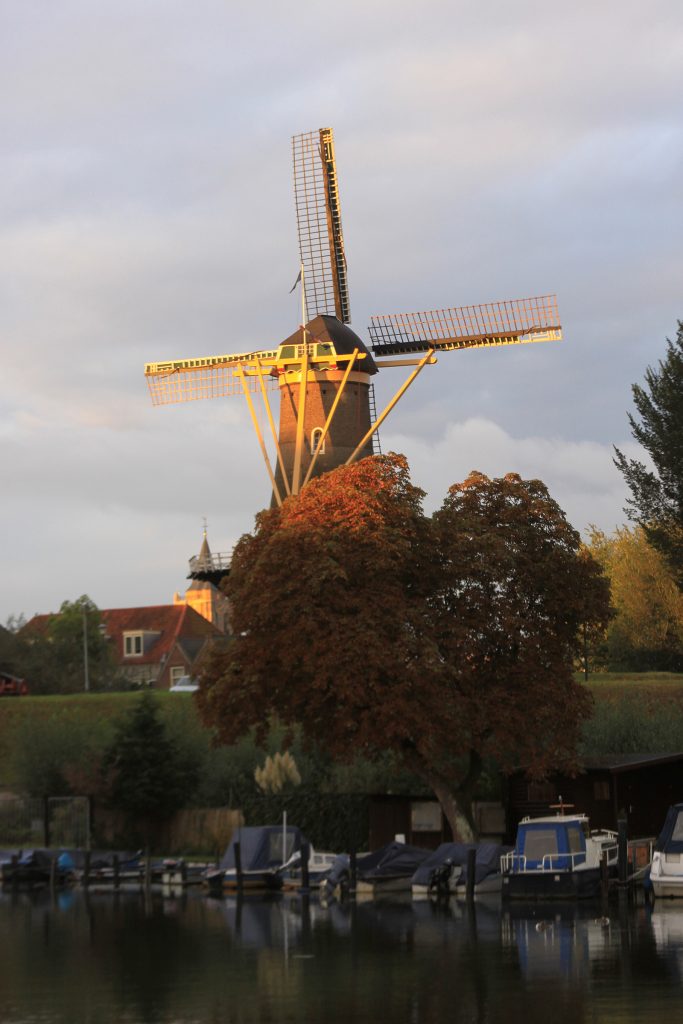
[311,428,325,455]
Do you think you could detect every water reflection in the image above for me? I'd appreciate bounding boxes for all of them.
[1,888,683,1023]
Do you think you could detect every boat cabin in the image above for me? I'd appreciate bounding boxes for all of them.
[511,815,588,872]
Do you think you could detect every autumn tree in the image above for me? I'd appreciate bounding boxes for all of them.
[614,321,683,590]
[197,455,609,841]
[587,525,683,670]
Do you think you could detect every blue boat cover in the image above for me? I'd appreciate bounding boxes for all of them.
[411,842,508,887]
[322,841,430,890]
[655,803,683,854]
[357,841,430,879]
[219,826,304,871]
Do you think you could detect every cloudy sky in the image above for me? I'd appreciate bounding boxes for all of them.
[2,0,681,621]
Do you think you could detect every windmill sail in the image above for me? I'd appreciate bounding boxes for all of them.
[368,295,561,355]
[293,127,351,324]
[144,351,279,406]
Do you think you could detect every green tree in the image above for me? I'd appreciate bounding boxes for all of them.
[45,596,115,692]
[614,321,683,590]
[198,455,610,841]
[101,693,200,844]
[9,713,113,797]
[11,597,117,693]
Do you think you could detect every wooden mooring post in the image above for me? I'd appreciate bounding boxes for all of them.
[349,849,357,893]
[300,842,310,893]
[617,819,629,887]
[234,841,243,892]
[83,850,91,888]
[113,853,120,890]
[466,847,477,903]
[600,851,610,900]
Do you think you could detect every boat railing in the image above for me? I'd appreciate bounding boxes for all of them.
[501,850,591,874]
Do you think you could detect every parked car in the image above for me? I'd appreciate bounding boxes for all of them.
[169,676,198,693]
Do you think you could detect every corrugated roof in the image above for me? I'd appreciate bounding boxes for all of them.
[581,753,683,773]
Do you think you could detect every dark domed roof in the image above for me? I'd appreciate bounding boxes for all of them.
[280,315,378,375]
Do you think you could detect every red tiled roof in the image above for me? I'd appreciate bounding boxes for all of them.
[23,604,221,667]
[105,604,219,665]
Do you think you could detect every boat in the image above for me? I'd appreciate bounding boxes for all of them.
[204,825,306,894]
[411,841,508,898]
[501,812,618,899]
[650,803,683,898]
[321,841,431,899]
[279,846,338,889]
[1,849,75,888]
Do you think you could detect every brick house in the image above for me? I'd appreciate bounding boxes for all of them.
[24,603,224,690]
[101,604,223,689]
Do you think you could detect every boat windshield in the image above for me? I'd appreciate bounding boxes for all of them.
[567,825,585,853]
[268,832,297,863]
[672,810,683,842]
[522,828,558,860]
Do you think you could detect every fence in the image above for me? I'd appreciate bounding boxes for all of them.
[0,796,90,849]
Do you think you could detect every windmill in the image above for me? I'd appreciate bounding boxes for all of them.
[145,127,561,507]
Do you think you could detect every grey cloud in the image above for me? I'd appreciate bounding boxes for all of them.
[1,0,681,620]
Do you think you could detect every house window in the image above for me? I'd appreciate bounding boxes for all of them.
[411,801,442,832]
[124,633,143,657]
[169,666,186,686]
[311,428,325,455]
[594,780,611,801]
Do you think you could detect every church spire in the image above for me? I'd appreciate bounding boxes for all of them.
[197,518,212,571]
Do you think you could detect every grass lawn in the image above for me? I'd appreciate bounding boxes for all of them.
[585,672,683,708]
[0,690,201,781]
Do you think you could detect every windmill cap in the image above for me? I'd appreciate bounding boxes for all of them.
[281,315,378,375]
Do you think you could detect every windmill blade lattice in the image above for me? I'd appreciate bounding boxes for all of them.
[145,352,279,406]
[293,128,350,324]
[369,295,561,356]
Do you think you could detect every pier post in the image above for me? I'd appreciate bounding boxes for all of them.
[600,851,609,900]
[349,849,357,893]
[113,853,120,890]
[234,841,243,892]
[300,842,310,893]
[617,818,628,886]
[43,797,50,848]
[49,855,58,891]
[466,847,477,903]
[83,850,91,889]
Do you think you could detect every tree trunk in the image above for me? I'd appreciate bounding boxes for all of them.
[427,775,476,843]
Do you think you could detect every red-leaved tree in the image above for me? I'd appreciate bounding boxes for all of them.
[197,455,609,840]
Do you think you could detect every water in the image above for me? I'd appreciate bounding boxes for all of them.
[1,889,682,1023]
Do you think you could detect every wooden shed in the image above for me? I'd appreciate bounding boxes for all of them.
[505,753,683,839]
[368,795,506,850]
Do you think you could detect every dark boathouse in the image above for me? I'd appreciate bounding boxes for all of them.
[505,753,683,839]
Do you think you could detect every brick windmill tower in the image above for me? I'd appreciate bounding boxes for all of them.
[145,128,561,505]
